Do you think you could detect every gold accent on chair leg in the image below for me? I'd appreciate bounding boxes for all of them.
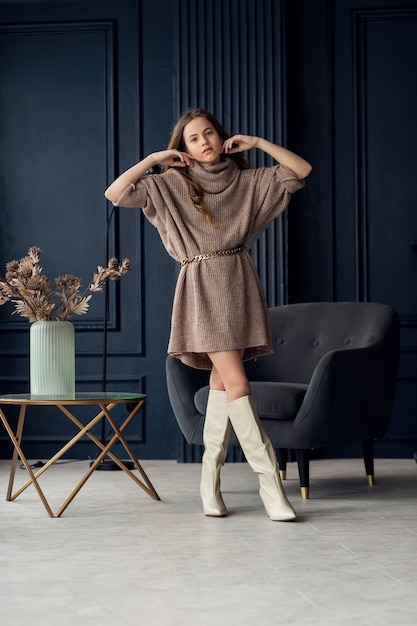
[301,487,309,500]
[279,470,286,481]
[367,474,375,486]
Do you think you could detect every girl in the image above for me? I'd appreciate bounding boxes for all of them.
[105,108,312,521]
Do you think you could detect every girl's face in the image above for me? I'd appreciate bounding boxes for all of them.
[183,116,223,164]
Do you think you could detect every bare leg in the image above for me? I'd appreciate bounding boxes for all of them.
[208,364,225,391]
[207,350,250,401]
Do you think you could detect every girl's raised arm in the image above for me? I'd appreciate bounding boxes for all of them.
[223,135,312,180]
[104,150,194,203]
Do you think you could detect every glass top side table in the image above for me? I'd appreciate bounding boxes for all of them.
[0,392,160,517]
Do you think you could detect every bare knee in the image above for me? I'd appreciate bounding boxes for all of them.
[208,350,251,401]
[209,372,249,400]
[210,366,250,400]
[227,379,251,402]
[209,368,225,391]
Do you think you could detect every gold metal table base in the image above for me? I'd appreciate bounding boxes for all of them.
[0,393,160,517]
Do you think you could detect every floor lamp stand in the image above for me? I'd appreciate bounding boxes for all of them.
[94,206,134,471]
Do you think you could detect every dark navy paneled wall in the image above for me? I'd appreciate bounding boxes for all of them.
[0,0,289,461]
[286,0,417,458]
[1,0,416,460]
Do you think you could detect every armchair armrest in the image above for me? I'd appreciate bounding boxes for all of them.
[293,343,399,448]
[166,356,210,444]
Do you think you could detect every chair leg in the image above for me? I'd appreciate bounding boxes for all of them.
[362,440,375,486]
[296,449,310,499]
[276,448,288,480]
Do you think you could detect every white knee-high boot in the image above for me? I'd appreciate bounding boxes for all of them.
[200,390,232,516]
[227,395,296,521]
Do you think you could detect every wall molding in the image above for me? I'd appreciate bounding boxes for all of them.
[173,0,287,307]
[353,7,417,317]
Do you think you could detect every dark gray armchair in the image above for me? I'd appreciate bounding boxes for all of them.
[166,302,400,498]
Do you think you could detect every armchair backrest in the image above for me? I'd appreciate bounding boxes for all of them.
[246,302,399,385]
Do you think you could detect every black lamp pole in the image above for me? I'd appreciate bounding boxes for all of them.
[95,206,133,470]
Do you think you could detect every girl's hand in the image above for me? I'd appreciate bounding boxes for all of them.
[223,135,312,179]
[155,149,194,168]
[222,134,258,154]
[104,149,194,202]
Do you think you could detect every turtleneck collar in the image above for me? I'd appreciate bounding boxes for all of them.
[189,157,239,193]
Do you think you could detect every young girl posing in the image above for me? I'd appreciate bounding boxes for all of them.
[105,108,312,521]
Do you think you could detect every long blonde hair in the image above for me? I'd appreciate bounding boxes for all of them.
[166,108,250,224]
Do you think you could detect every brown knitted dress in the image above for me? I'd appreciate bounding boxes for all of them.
[115,158,305,369]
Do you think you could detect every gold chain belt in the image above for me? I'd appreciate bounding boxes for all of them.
[181,245,244,267]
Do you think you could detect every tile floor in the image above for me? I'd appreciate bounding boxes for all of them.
[0,457,416,626]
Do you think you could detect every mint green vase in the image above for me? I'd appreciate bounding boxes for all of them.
[30,321,75,397]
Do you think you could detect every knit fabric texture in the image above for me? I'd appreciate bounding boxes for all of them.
[115,158,304,369]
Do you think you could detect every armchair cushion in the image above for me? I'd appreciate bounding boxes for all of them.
[194,381,308,421]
